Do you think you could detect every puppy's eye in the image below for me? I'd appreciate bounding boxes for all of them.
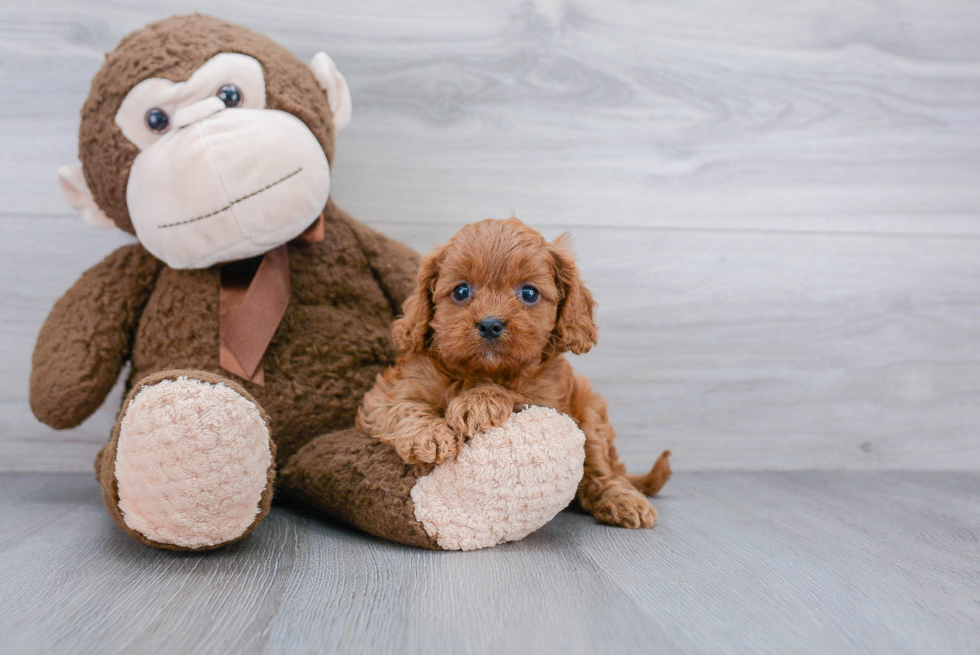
[144,108,170,134]
[452,283,471,302]
[520,285,539,304]
[217,84,243,108]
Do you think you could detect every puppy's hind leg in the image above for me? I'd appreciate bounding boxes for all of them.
[572,376,663,529]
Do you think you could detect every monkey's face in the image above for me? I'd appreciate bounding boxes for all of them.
[58,16,353,270]
[114,53,330,269]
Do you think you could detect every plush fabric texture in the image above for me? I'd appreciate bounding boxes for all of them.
[279,408,586,551]
[114,53,267,149]
[125,105,331,269]
[96,370,276,551]
[57,164,116,228]
[308,52,351,130]
[115,374,273,548]
[117,50,333,269]
[32,202,419,472]
[78,14,338,234]
[30,245,165,429]
[31,12,431,549]
[278,427,441,550]
[410,406,586,551]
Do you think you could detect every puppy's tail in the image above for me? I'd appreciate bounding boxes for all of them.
[628,450,672,496]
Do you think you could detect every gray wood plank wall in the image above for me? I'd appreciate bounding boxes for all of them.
[2,0,979,472]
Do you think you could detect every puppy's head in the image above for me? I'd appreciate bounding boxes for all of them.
[393,217,598,375]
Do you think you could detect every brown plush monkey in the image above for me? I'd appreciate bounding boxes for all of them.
[33,15,586,551]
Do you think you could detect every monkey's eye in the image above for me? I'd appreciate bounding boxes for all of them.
[144,108,170,134]
[452,283,472,302]
[519,285,539,304]
[217,84,243,108]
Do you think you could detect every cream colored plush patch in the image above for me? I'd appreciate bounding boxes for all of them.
[410,406,585,551]
[115,376,272,548]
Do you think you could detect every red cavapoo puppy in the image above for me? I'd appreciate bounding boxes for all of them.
[357,217,671,529]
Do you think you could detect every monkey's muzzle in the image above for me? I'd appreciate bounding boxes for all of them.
[126,107,331,269]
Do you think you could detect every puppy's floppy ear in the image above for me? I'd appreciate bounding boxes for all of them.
[392,246,442,353]
[548,234,598,355]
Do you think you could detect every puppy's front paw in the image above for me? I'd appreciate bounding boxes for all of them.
[395,420,460,465]
[592,489,657,529]
[445,386,518,438]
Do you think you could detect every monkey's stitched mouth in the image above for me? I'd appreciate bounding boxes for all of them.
[156,167,303,229]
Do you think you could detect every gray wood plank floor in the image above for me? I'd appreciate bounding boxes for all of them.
[1,471,977,654]
[2,1,980,472]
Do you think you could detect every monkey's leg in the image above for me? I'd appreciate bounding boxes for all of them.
[279,406,585,551]
[95,370,275,550]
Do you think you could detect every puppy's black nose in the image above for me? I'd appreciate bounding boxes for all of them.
[477,316,506,340]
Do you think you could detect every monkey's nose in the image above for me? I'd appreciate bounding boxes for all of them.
[173,96,226,129]
[477,317,506,340]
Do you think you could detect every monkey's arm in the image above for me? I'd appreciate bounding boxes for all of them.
[330,202,421,313]
[30,244,164,429]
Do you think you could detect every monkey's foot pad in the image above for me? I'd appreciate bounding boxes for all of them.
[113,374,274,549]
[411,406,586,551]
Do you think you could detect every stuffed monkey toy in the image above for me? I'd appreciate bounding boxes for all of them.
[32,15,587,551]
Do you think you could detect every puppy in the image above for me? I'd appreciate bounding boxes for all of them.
[357,217,671,529]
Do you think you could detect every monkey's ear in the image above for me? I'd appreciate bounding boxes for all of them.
[309,52,352,133]
[57,164,115,229]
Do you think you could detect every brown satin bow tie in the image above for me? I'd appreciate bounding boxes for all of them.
[218,213,324,384]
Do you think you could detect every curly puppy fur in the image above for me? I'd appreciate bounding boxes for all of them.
[358,218,671,529]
